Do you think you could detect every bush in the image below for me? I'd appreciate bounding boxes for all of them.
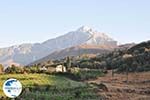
[73,69,104,81]
[5,65,24,74]
[80,61,93,69]
[136,65,150,72]
[18,85,104,100]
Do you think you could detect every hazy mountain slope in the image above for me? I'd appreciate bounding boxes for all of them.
[42,26,117,49]
[29,44,113,65]
[0,26,117,66]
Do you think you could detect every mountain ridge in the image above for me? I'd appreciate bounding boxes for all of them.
[0,26,117,66]
[29,44,114,65]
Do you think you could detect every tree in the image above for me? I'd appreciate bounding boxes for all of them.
[80,61,93,69]
[29,66,40,73]
[132,61,138,72]
[5,65,24,74]
[123,54,133,83]
[93,61,101,69]
[66,56,71,71]
[111,58,118,77]
[125,64,129,83]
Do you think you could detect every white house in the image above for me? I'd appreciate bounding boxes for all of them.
[56,65,66,72]
[39,66,47,71]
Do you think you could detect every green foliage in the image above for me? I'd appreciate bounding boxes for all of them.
[80,61,93,68]
[26,41,150,74]
[128,40,150,53]
[65,56,72,71]
[28,66,40,73]
[0,74,103,100]
[73,69,104,80]
[53,69,104,81]
[0,74,84,95]
[17,86,103,100]
[5,65,24,74]
[87,41,150,72]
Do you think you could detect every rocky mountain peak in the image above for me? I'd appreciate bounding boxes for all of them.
[0,26,117,66]
[77,26,93,32]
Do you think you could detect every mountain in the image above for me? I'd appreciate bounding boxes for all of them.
[0,26,117,66]
[116,43,136,51]
[29,44,113,65]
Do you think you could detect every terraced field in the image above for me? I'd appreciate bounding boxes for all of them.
[87,71,150,100]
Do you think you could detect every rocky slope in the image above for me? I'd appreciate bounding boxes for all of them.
[0,26,117,66]
[29,44,114,65]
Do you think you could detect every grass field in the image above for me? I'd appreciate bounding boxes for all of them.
[0,74,85,96]
[0,74,103,100]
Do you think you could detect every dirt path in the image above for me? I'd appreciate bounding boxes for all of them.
[86,71,150,100]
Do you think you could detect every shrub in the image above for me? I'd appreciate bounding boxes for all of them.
[73,69,104,81]
[80,61,93,69]
[5,65,24,74]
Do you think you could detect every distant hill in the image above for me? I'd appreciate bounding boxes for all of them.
[0,26,117,66]
[118,43,136,50]
[90,40,150,72]
[128,40,150,53]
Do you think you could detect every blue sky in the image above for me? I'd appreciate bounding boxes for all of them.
[0,0,150,47]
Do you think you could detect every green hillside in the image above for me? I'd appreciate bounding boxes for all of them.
[0,74,103,100]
